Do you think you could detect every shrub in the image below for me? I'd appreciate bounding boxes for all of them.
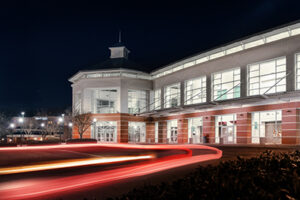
[112,151,300,200]
[66,138,97,144]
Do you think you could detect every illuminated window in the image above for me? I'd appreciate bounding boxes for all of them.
[296,53,300,89]
[167,120,178,144]
[155,122,159,143]
[266,31,289,43]
[215,114,237,144]
[150,89,161,110]
[244,39,264,49]
[188,117,203,144]
[92,89,118,114]
[164,83,181,108]
[94,121,117,142]
[248,57,286,96]
[128,90,147,114]
[128,122,146,143]
[212,68,240,101]
[196,56,209,64]
[210,51,225,60]
[251,110,281,144]
[185,76,206,105]
[226,45,243,55]
[74,93,82,114]
[291,27,300,36]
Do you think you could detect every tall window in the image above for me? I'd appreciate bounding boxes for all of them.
[164,83,181,108]
[92,88,118,114]
[185,76,206,105]
[252,110,282,144]
[188,117,203,143]
[296,53,300,90]
[128,90,147,114]
[167,120,178,144]
[212,68,240,101]
[215,114,237,144]
[74,92,82,114]
[248,57,286,95]
[150,89,161,110]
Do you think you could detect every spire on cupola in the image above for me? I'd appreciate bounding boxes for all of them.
[109,31,130,59]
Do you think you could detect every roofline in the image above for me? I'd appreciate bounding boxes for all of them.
[68,68,150,82]
[150,19,300,75]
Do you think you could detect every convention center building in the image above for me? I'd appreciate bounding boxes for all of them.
[69,22,300,145]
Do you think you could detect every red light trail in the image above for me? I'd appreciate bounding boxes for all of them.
[0,144,222,200]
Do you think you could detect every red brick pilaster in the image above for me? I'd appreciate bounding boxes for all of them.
[146,122,155,143]
[119,121,128,143]
[177,118,188,144]
[282,108,300,144]
[236,112,252,144]
[158,121,167,143]
[203,115,215,144]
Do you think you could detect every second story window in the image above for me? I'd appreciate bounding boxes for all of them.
[164,83,181,108]
[128,90,147,114]
[296,53,300,90]
[212,68,240,101]
[248,57,286,96]
[93,88,118,114]
[150,89,161,110]
[185,76,206,105]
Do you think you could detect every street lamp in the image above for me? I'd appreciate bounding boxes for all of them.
[58,114,64,142]
[19,112,25,146]
[9,123,15,128]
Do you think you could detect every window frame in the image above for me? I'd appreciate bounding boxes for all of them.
[184,76,207,105]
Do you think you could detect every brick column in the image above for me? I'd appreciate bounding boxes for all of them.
[203,115,215,144]
[282,108,300,144]
[177,118,188,144]
[236,112,252,144]
[146,122,155,143]
[118,121,128,143]
[158,121,167,143]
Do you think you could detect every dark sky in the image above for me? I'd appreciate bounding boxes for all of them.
[1,0,300,114]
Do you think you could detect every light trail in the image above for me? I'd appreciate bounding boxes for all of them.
[0,154,155,175]
[0,144,222,200]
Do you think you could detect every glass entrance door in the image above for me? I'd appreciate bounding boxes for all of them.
[167,120,178,144]
[221,126,235,144]
[265,122,281,144]
[95,121,117,142]
[170,127,178,143]
[128,122,146,143]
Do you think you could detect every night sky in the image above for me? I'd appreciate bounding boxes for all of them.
[1,0,300,114]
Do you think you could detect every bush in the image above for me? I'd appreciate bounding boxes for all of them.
[66,138,97,144]
[25,139,61,146]
[113,151,300,200]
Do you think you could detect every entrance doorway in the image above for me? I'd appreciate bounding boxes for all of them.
[95,121,117,142]
[128,122,146,143]
[167,120,178,144]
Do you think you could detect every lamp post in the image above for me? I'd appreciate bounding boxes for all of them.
[58,114,64,142]
[9,123,15,143]
[19,112,25,146]
[93,118,97,140]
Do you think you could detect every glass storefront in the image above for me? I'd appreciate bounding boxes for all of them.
[252,110,282,144]
[94,121,117,142]
[188,117,203,143]
[215,114,237,144]
[128,122,146,143]
[167,120,178,143]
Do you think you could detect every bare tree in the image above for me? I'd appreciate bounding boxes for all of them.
[41,120,60,140]
[73,112,93,139]
[23,118,39,135]
[0,112,9,138]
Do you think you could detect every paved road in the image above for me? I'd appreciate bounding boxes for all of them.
[0,144,221,200]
